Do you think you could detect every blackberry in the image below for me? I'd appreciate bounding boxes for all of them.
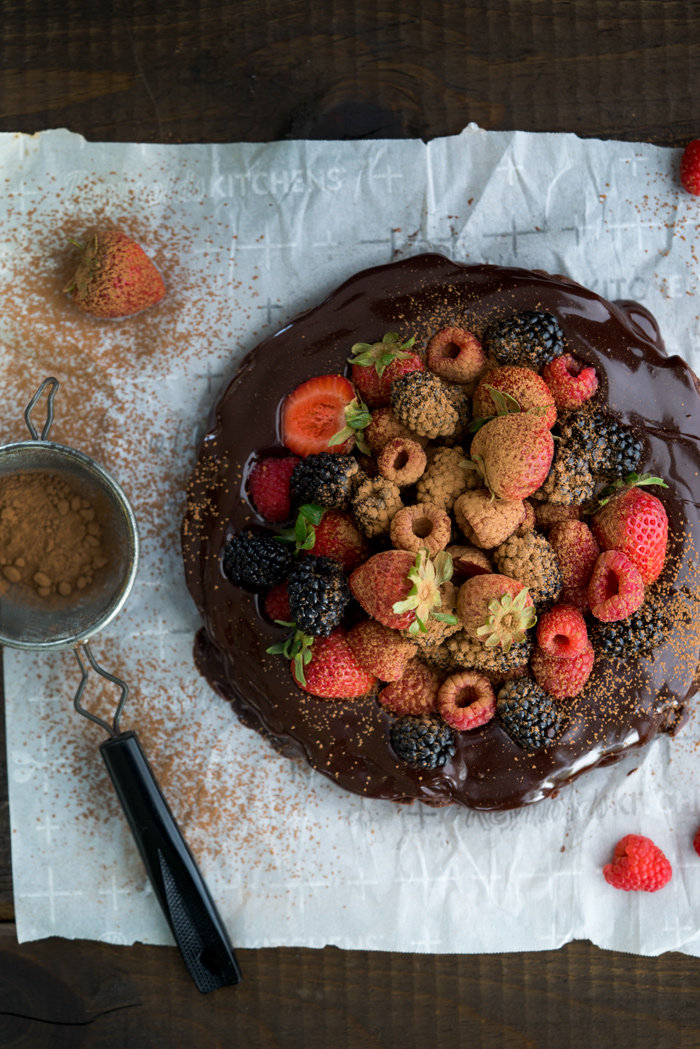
[493,531,562,608]
[447,634,532,673]
[496,678,564,751]
[560,411,644,480]
[590,602,669,658]
[484,310,564,369]
[390,713,456,770]
[223,530,293,587]
[532,444,596,506]
[286,555,351,636]
[290,453,360,509]
[390,371,460,439]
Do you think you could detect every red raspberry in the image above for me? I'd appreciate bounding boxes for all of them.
[591,485,668,585]
[693,826,700,857]
[542,354,598,409]
[302,509,370,573]
[346,619,417,682]
[560,585,591,615]
[378,658,439,716]
[437,671,495,731]
[263,582,291,622]
[548,520,599,590]
[426,327,487,385]
[588,549,644,622]
[603,834,672,892]
[536,604,589,658]
[681,140,700,196]
[292,628,377,699]
[248,456,300,523]
[531,642,594,698]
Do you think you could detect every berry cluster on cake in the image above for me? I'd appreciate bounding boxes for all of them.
[182,255,700,810]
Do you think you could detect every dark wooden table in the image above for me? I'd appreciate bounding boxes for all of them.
[3,2,700,1045]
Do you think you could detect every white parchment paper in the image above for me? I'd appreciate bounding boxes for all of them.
[3,126,700,956]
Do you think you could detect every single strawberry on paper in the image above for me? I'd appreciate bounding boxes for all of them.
[64,230,166,318]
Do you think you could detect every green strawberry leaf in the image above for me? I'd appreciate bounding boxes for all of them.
[348,333,416,376]
[329,396,371,452]
[266,626,314,686]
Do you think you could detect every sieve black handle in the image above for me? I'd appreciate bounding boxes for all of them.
[99,730,241,993]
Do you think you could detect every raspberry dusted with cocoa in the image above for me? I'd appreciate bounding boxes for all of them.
[465,413,555,501]
[390,371,461,439]
[496,677,564,752]
[603,835,672,892]
[457,573,536,649]
[347,619,417,681]
[437,671,496,731]
[248,456,300,523]
[454,489,526,549]
[531,642,595,698]
[290,452,360,509]
[484,310,565,369]
[379,658,440,715]
[536,605,589,658]
[541,354,598,409]
[493,531,563,608]
[348,332,423,408]
[547,520,600,591]
[442,383,473,439]
[390,503,452,556]
[588,549,645,622]
[533,502,582,532]
[377,438,427,486]
[591,474,669,584]
[426,326,487,385]
[416,445,477,511]
[364,407,427,455]
[351,475,403,537]
[472,367,557,430]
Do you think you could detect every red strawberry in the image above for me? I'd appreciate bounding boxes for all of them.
[282,374,369,457]
[302,509,370,573]
[349,333,423,408]
[542,354,598,409]
[457,574,536,647]
[349,548,454,634]
[347,619,417,681]
[591,483,668,584]
[603,834,672,892]
[64,230,166,318]
[681,140,700,196]
[472,366,557,429]
[291,627,377,699]
[467,414,555,500]
[248,456,300,523]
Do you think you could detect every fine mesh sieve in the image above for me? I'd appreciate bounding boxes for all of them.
[1,378,241,993]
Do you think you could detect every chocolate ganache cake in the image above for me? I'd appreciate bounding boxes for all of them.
[182,254,700,811]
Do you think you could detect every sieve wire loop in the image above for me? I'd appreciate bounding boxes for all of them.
[24,376,59,441]
[73,642,129,738]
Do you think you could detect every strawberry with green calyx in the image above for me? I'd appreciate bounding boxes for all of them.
[278,505,369,572]
[471,367,557,432]
[462,413,554,500]
[64,230,166,318]
[266,623,314,686]
[349,548,457,633]
[457,574,536,651]
[283,375,367,456]
[289,627,378,699]
[392,549,459,636]
[276,504,326,551]
[591,473,669,585]
[595,472,668,509]
[329,397,372,454]
[349,333,423,408]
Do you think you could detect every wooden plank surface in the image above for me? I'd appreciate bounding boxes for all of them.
[3,0,700,1044]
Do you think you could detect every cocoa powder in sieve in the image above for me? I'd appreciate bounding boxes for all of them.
[0,471,110,599]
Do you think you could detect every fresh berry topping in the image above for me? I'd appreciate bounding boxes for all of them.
[437,671,496,731]
[390,503,452,556]
[496,677,564,751]
[447,543,493,583]
[466,414,555,501]
[391,549,457,636]
[591,479,669,584]
[64,230,166,318]
[559,412,644,481]
[349,333,423,408]
[417,445,474,512]
[390,371,461,439]
[588,550,645,622]
[472,367,557,430]
[448,633,532,674]
[484,310,565,369]
[534,444,596,506]
[248,456,300,523]
[389,712,456,769]
[377,438,427,486]
[290,452,360,509]
[364,407,427,455]
[349,548,456,635]
[603,834,672,892]
[589,601,669,658]
[694,826,700,858]
[282,375,369,456]
[681,140,700,196]
[541,354,598,409]
[286,555,351,636]
[536,604,589,658]
[454,490,525,550]
[379,658,440,714]
[223,530,293,587]
[457,574,536,650]
[530,642,594,698]
[291,627,377,699]
[263,582,291,622]
[547,520,600,590]
[493,531,563,607]
[347,619,418,682]
[351,476,404,538]
[426,327,487,384]
[533,502,582,531]
[301,508,370,573]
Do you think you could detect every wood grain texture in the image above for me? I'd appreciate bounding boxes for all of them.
[0,0,699,145]
[1,924,700,1049]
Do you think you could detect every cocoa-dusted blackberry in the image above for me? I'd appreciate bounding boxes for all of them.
[390,371,460,438]
[493,531,563,607]
[496,678,564,751]
[389,713,456,769]
[484,310,564,369]
[290,452,360,509]
[532,444,596,506]
[447,633,532,672]
[287,555,351,636]
[560,411,644,480]
[590,602,669,659]
[223,530,293,587]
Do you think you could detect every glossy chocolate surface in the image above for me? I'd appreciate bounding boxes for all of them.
[182,254,700,810]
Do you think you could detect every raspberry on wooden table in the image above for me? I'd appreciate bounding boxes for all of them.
[603,834,672,892]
